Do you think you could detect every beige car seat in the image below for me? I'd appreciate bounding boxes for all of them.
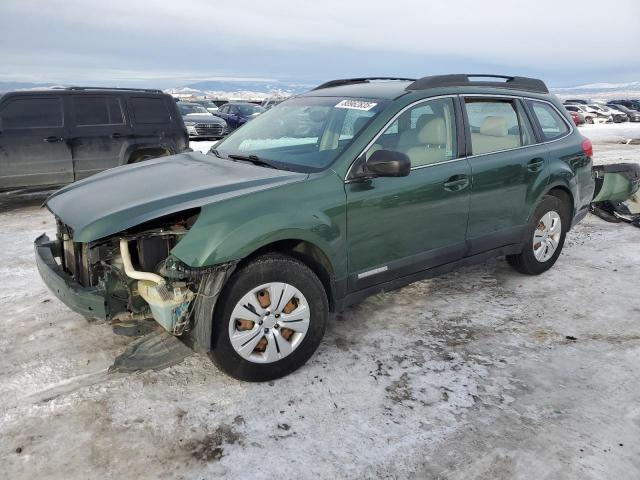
[397,113,436,148]
[403,117,449,167]
[471,116,519,155]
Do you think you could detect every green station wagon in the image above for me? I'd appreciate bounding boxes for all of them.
[35,74,595,380]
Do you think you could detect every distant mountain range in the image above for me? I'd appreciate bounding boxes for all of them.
[2,79,639,101]
[0,81,62,92]
[551,81,640,100]
[0,78,315,100]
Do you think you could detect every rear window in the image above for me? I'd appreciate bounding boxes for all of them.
[0,97,63,129]
[529,101,570,141]
[74,96,124,126]
[130,97,171,124]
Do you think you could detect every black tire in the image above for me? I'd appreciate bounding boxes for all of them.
[507,195,571,275]
[210,253,328,381]
[585,116,594,124]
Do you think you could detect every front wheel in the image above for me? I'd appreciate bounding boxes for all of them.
[507,195,570,275]
[210,254,328,381]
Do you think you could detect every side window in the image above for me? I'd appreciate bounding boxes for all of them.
[465,99,531,155]
[130,97,171,124]
[366,97,457,168]
[74,96,124,126]
[0,97,63,129]
[529,101,570,141]
[107,97,124,124]
[381,119,398,136]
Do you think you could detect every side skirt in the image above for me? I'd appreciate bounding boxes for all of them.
[335,243,522,311]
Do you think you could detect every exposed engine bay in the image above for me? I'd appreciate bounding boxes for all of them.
[56,209,215,335]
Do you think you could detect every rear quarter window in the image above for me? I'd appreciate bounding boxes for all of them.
[130,96,171,124]
[529,101,570,141]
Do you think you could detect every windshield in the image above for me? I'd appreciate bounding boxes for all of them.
[179,103,209,115]
[236,104,266,116]
[212,96,388,172]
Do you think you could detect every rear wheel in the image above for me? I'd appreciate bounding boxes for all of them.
[210,254,328,381]
[507,195,570,275]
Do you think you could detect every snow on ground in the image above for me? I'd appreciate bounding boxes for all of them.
[579,122,640,145]
[191,140,217,154]
[1,125,640,479]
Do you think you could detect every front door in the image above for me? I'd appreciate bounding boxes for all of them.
[0,95,73,189]
[345,97,471,291]
[463,97,548,254]
[68,95,131,180]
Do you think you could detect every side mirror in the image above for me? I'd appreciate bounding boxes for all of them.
[366,149,411,177]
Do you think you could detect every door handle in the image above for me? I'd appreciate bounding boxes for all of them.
[44,136,64,143]
[111,133,123,139]
[527,158,545,172]
[443,175,469,191]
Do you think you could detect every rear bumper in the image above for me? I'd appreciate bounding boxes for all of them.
[35,234,107,319]
[571,205,589,228]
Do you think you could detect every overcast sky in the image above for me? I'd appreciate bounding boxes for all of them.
[1,0,638,88]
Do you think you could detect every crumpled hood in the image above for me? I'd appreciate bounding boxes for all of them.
[46,152,306,242]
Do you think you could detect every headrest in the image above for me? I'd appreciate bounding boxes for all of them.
[416,113,436,131]
[418,117,446,145]
[353,116,369,134]
[480,116,508,137]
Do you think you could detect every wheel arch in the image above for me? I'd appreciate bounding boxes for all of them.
[546,185,575,221]
[239,239,337,311]
[127,146,171,164]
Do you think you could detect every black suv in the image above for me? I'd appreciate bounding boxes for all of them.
[0,87,188,190]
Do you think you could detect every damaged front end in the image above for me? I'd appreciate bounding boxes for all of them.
[35,208,234,340]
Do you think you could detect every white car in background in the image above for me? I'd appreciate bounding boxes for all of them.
[589,104,628,123]
[564,104,609,124]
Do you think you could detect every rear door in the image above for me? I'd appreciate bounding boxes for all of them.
[69,94,131,180]
[0,95,72,189]
[462,96,549,254]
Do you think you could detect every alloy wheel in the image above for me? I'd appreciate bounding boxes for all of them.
[532,211,562,262]
[228,282,310,363]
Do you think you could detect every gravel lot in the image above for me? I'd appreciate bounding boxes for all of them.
[1,124,639,479]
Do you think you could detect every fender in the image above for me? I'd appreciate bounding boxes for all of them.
[171,171,348,278]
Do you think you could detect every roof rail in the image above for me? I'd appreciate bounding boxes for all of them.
[312,77,416,91]
[54,86,164,93]
[406,74,549,93]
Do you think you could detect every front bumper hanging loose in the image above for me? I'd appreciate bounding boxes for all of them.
[34,234,108,319]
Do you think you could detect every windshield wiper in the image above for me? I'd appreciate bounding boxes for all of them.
[227,154,277,169]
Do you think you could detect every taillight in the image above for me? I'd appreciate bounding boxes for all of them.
[581,138,593,157]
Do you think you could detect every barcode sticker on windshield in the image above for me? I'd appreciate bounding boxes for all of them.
[335,100,378,111]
